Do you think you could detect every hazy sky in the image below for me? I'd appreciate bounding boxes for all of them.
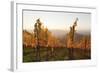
[23,10,91,32]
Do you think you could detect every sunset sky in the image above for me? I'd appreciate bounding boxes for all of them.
[23,10,91,32]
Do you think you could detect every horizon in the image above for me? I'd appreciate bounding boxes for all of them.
[23,29,90,36]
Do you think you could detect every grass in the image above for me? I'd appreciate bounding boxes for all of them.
[23,47,91,62]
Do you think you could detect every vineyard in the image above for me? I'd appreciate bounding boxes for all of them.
[23,18,91,62]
